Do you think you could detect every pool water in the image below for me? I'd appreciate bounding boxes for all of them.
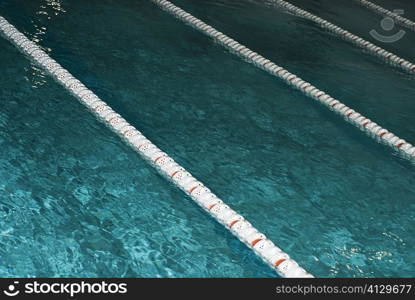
[0,0,414,277]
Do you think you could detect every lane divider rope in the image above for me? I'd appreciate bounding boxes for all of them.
[267,0,415,74]
[354,0,415,32]
[150,0,415,163]
[0,16,313,278]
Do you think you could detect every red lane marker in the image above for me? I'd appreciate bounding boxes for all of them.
[317,93,325,99]
[396,142,405,148]
[331,103,338,108]
[154,156,164,164]
[229,220,240,228]
[170,170,180,178]
[362,121,370,127]
[208,203,217,211]
[379,132,387,138]
[275,259,286,268]
[251,239,262,247]
[347,112,353,117]
[189,186,198,194]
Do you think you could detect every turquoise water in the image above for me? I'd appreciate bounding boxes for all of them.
[0,0,414,277]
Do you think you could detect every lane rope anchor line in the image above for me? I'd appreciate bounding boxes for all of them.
[150,0,415,163]
[0,16,313,278]
[355,0,415,32]
[267,0,415,74]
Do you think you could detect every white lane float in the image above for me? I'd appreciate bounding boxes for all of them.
[150,0,415,163]
[0,16,313,278]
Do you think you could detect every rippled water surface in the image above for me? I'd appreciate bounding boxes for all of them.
[0,0,414,277]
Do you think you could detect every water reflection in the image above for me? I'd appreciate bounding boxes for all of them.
[27,0,66,88]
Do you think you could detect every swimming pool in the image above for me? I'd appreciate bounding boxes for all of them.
[0,0,414,277]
